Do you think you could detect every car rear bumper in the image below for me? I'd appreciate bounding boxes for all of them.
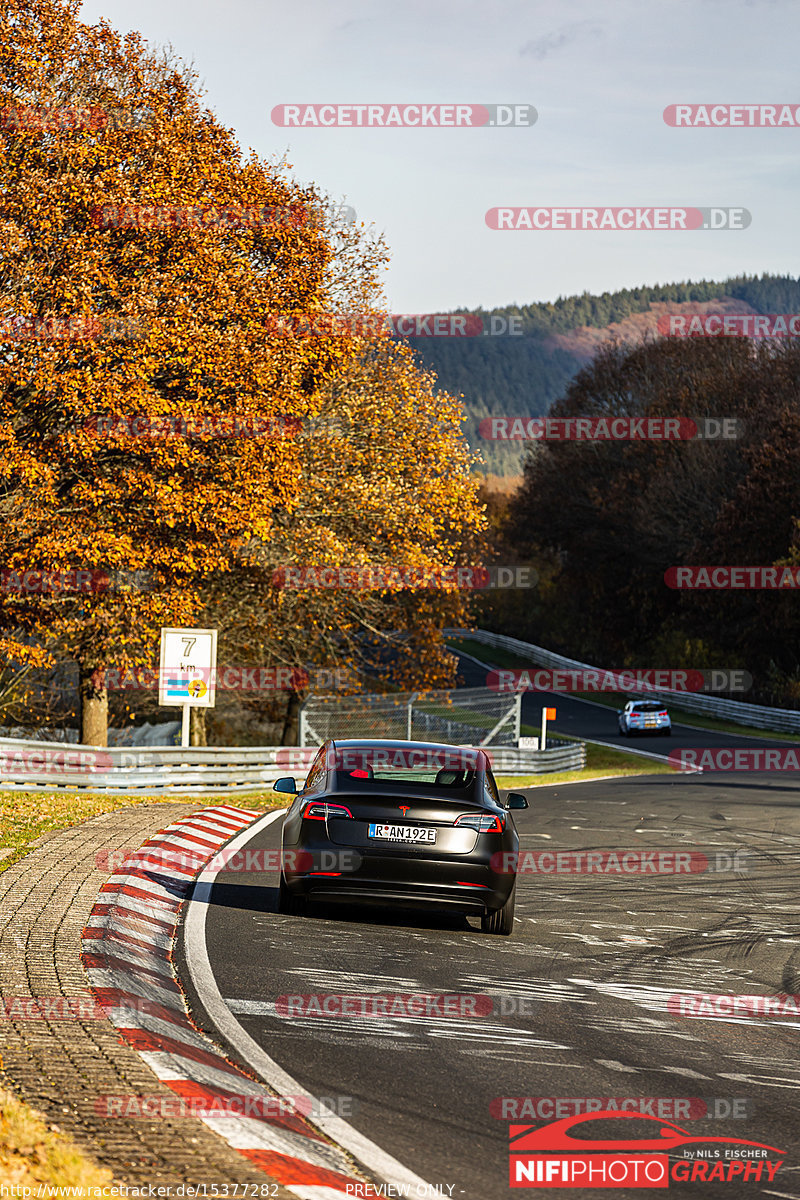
[300,882,495,914]
[283,846,514,913]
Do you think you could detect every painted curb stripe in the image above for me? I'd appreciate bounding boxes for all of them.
[82,806,364,1198]
[239,1151,360,1190]
[90,902,176,929]
[161,1079,326,1142]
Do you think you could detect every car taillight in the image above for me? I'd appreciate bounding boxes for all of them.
[660,712,667,717]
[454,813,505,833]
[302,802,354,821]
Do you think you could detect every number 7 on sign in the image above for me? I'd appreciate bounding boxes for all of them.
[181,637,197,656]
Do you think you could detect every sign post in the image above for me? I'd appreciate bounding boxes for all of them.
[541,706,556,751]
[158,628,218,747]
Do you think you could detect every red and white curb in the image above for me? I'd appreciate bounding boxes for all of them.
[81,805,368,1198]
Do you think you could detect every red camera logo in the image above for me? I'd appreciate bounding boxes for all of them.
[509,1111,784,1188]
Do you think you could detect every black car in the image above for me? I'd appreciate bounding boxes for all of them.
[273,738,528,935]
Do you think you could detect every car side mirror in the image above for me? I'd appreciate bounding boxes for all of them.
[273,776,298,794]
[506,792,529,810]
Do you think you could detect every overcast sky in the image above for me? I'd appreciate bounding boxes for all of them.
[78,0,800,311]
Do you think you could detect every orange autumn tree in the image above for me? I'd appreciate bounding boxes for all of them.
[0,0,373,743]
[196,332,488,742]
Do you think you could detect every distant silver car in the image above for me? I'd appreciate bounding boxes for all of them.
[618,699,671,737]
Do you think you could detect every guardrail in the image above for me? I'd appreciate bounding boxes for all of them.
[0,736,585,793]
[484,741,586,775]
[446,628,800,735]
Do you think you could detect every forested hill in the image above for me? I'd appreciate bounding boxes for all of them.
[407,273,800,484]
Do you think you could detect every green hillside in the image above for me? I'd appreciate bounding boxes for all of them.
[406,274,800,479]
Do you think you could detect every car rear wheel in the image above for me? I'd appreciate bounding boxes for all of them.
[277,874,306,916]
[481,883,516,936]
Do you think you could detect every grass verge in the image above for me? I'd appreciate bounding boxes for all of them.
[0,789,288,1191]
[0,1084,114,1193]
[0,789,286,875]
[448,637,800,743]
[496,738,674,789]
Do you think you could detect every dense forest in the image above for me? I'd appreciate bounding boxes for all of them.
[408,274,800,479]
[477,335,800,707]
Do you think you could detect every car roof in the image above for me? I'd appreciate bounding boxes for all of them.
[331,738,485,753]
[323,738,490,798]
[328,738,490,764]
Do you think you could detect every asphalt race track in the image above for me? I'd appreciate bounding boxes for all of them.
[179,757,800,1198]
[451,649,794,762]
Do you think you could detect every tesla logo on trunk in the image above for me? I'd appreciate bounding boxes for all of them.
[399,806,410,815]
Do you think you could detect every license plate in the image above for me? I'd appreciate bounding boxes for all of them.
[368,823,436,844]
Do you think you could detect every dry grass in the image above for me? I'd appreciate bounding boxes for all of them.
[0,1084,114,1192]
[0,789,282,873]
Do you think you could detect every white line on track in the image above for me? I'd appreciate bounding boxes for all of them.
[183,809,437,1194]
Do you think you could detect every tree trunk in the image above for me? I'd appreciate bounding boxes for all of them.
[190,707,207,746]
[281,690,301,745]
[79,666,108,746]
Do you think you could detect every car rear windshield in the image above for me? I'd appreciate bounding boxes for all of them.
[330,746,480,790]
[335,768,477,789]
[632,702,666,712]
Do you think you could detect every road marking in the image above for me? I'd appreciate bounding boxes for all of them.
[593,1059,639,1072]
[183,810,438,1195]
[660,1065,711,1079]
